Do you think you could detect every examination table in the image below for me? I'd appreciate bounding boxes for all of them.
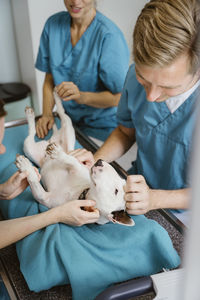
[0,118,185,300]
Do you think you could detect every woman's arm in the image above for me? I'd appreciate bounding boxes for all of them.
[79,91,121,108]
[56,81,121,108]
[0,199,99,249]
[36,73,55,138]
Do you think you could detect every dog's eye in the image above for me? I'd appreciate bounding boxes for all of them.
[115,188,118,195]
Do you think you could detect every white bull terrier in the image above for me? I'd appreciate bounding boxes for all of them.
[15,92,134,226]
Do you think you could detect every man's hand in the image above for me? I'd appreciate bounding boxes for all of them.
[68,148,95,169]
[124,175,152,215]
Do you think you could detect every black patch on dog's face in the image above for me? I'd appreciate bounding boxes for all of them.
[78,188,90,200]
[94,159,103,167]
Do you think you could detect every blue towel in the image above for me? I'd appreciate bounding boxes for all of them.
[0,123,180,300]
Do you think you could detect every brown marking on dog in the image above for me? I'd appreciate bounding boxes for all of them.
[79,188,95,212]
[111,210,134,226]
[79,188,90,200]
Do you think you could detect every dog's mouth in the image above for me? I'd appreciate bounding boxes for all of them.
[109,210,135,226]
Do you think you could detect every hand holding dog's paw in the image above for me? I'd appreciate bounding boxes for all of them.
[0,170,29,200]
[15,155,40,182]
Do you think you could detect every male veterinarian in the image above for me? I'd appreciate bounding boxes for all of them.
[72,0,200,215]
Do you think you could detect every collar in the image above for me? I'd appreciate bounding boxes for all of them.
[165,79,200,113]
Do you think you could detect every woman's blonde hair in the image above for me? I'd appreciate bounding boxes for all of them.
[133,0,200,74]
[0,99,7,118]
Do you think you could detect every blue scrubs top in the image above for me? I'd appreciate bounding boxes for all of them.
[35,11,130,131]
[117,64,199,190]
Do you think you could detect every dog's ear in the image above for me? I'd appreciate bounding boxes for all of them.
[108,210,135,226]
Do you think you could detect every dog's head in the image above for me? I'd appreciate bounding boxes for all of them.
[87,159,134,226]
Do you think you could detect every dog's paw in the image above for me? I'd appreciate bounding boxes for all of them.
[15,154,32,171]
[25,106,34,118]
[46,142,63,159]
[15,154,39,181]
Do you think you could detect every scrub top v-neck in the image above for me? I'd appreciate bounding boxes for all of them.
[117,64,199,190]
[35,11,129,131]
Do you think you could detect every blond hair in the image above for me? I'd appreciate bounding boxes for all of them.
[133,0,200,74]
[0,99,7,118]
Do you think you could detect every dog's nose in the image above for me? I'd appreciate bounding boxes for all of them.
[94,159,103,167]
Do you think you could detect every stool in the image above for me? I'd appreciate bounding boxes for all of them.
[0,82,32,122]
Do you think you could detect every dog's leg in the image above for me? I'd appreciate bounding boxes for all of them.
[15,154,52,208]
[23,107,48,167]
[46,143,90,180]
[51,91,76,152]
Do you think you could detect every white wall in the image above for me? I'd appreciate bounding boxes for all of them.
[1,0,148,115]
[11,0,66,115]
[0,0,21,83]
[97,0,146,59]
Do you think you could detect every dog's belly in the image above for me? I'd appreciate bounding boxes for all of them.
[40,159,91,203]
[41,160,70,193]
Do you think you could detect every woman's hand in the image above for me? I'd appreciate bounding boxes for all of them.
[56,82,84,104]
[36,115,55,138]
[0,171,29,200]
[55,200,100,226]
[124,175,152,215]
[68,148,95,169]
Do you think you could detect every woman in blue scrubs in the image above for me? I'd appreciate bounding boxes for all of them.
[35,0,129,140]
[74,0,200,215]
